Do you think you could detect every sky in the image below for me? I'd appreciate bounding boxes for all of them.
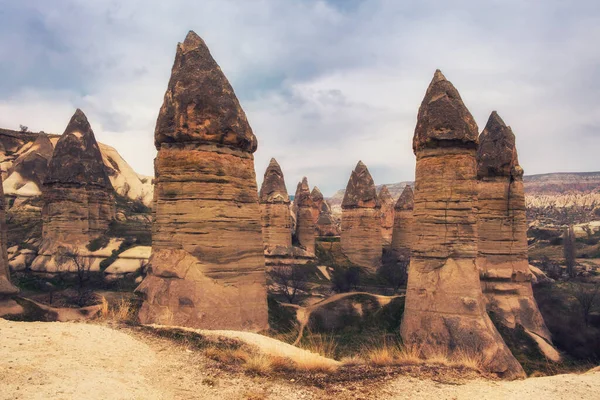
[0,0,599,196]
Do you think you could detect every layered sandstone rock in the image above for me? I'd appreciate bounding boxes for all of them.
[391,185,414,257]
[378,185,395,246]
[316,200,339,237]
[400,70,524,379]
[40,109,115,253]
[341,161,381,270]
[294,177,315,255]
[0,172,18,296]
[310,187,324,224]
[259,158,292,249]
[136,31,268,331]
[477,111,551,342]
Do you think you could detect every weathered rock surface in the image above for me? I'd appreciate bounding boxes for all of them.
[400,70,524,379]
[259,158,292,249]
[378,185,395,246]
[316,201,339,237]
[294,177,315,255]
[0,171,18,296]
[477,111,552,342]
[310,187,324,223]
[136,31,268,331]
[41,109,115,250]
[341,161,381,270]
[391,185,414,257]
[3,134,53,197]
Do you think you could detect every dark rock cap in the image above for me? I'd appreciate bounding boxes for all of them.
[378,185,394,205]
[259,158,289,203]
[342,161,379,209]
[294,177,312,207]
[394,185,414,211]
[477,111,523,179]
[45,109,112,189]
[311,186,323,203]
[155,31,257,153]
[412,69,479,153]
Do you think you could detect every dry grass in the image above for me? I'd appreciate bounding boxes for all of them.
[298,331,338,359]
[340,355,364,366]
[204,347,250,364]
[243,353,273,375]
[99,297,136,323]
[367,346,397,366]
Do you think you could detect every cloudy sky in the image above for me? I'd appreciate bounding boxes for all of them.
[1,1,599,196]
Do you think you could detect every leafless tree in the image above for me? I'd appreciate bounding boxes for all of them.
[56,246,94,306]
[563,225,577,278]
[268,265,309,304]
[19,124,28,133]
[569,282,600,327]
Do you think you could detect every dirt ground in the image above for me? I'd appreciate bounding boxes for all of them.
[1,319,599,400]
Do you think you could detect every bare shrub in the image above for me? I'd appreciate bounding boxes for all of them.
[569,281,600,327]
[564,225,577,278]
[55,246,94,307]
[268,265,309,304]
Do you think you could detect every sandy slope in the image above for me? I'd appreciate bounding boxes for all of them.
[1,319,598,400]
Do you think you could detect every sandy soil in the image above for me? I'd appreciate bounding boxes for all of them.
[1,319,599,400]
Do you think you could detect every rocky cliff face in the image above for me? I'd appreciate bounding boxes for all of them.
[36,110,116,266]
[477,111,551,342]
[378,185,395,246]
[0,172,18,297]
[259,158,292,249]
[341,161,381,270]
[400,70,524,379]
[136,31,268,331]
[294,177,316,255]
[391,185,413,257]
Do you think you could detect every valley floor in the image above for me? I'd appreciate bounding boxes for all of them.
[0,319,598,400]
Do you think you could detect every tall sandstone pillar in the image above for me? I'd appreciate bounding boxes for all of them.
[477,112,551,341]
[391,185,414,257]
[136,31,268,331]
[41,109,115,249]
[341,161,381,270]
[294,177,315,255]
[378,185,395,246]
[0,172,18,297]
[259,158,292,250]
[310,187,324,224]
[400,70,524,379]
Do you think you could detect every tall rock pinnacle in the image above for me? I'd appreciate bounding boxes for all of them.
[477,111,553,348]
[136,32,268,331]
[259,158,292,249]
[391,185,414,257]
[378,185,395,246]
[401,71,525,379]
[341,161,382,270]
[294,177,315,255]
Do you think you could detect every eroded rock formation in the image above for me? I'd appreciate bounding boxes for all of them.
[310,187,324,224]
[294,177,315,255]
[316,200,339,237]
[378,185,395,246]
[391,185,414,257]
[259,158,292,249]
[40,109,115,250]
[136,31,268,331]
[477,111,551,342]
[0,172,18,296]
[341,161,381,270]
[400,70,524,379]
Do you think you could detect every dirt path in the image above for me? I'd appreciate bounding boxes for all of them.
[1,319,598,400]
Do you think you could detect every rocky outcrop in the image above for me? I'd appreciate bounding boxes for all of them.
[316,200,339,237]
[136,31,268,331]
[477,111,551,342]
[378,185,395,246]
[310,187,324,224]
[3,134,53,197]
[259,158,292,249]
[39,109,115,256]
[294,177,315,255]
[341,161,381,270]
[0,172,18,297]
[400,70,524,379]
[391,185,414,257]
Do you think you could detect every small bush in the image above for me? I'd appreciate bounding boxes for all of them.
[87,235,110,252]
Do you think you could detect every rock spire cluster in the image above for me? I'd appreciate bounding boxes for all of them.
[341,161,382,270]
[136,31,268,331]
[400,70,525,378]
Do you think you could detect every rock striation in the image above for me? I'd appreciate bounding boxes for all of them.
[341,161,381,270]
[294,177,316,255]
[41,109,115,250]
[0,172,18,296]
[136,31,268,331]
[477,111,551,342]
[400,70,524,379]
[391,185,414,257]
[316,200,339,237]
[310,187,324,224]
[378,185,395,246]
[259,158,292,249]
